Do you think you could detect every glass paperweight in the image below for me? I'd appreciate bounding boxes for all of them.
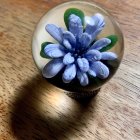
[32,1,124,98]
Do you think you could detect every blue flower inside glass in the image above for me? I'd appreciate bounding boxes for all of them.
[40,8,118,86]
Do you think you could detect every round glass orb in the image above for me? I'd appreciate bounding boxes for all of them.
[32,1,124,95]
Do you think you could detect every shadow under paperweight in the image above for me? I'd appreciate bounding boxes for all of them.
[32,1,124,98]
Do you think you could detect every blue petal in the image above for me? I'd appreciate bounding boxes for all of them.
[84,14,105,41]
[63,53,75,65]
[79,33,92,48]
[69,14,83,38]
[101,52,117,60]
[89,38,111,51]
[59,27,65,34]
[88,68,96,77]
[87,13,105,41]
[42,58,64,78]
[90,61,109,79]
[77,58,89,72]
[62,64,76,83]
[77,70,89,86]
[85,16,97,35]
[91,27,104,41]
[63,39,72,50]
[92,13,105,28]
[85,50,101,62]
[45,24,63,43]
[44,44,65,58]
[63,31,76,47]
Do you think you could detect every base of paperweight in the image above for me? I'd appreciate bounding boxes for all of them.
[65,88,100,99]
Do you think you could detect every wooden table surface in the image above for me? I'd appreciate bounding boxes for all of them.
[0,0,140,139]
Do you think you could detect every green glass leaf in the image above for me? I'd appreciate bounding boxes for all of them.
[100,35,118,52]
[40,42,52,58]
[64,8,85,29]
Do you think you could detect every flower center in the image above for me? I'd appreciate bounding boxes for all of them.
[66,37,90,58]
[72,50,81,58]
[71,48,87,59]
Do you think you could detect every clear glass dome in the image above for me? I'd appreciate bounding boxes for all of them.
[32,1,124,95]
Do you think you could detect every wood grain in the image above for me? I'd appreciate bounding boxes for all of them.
[0,0,140,139]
